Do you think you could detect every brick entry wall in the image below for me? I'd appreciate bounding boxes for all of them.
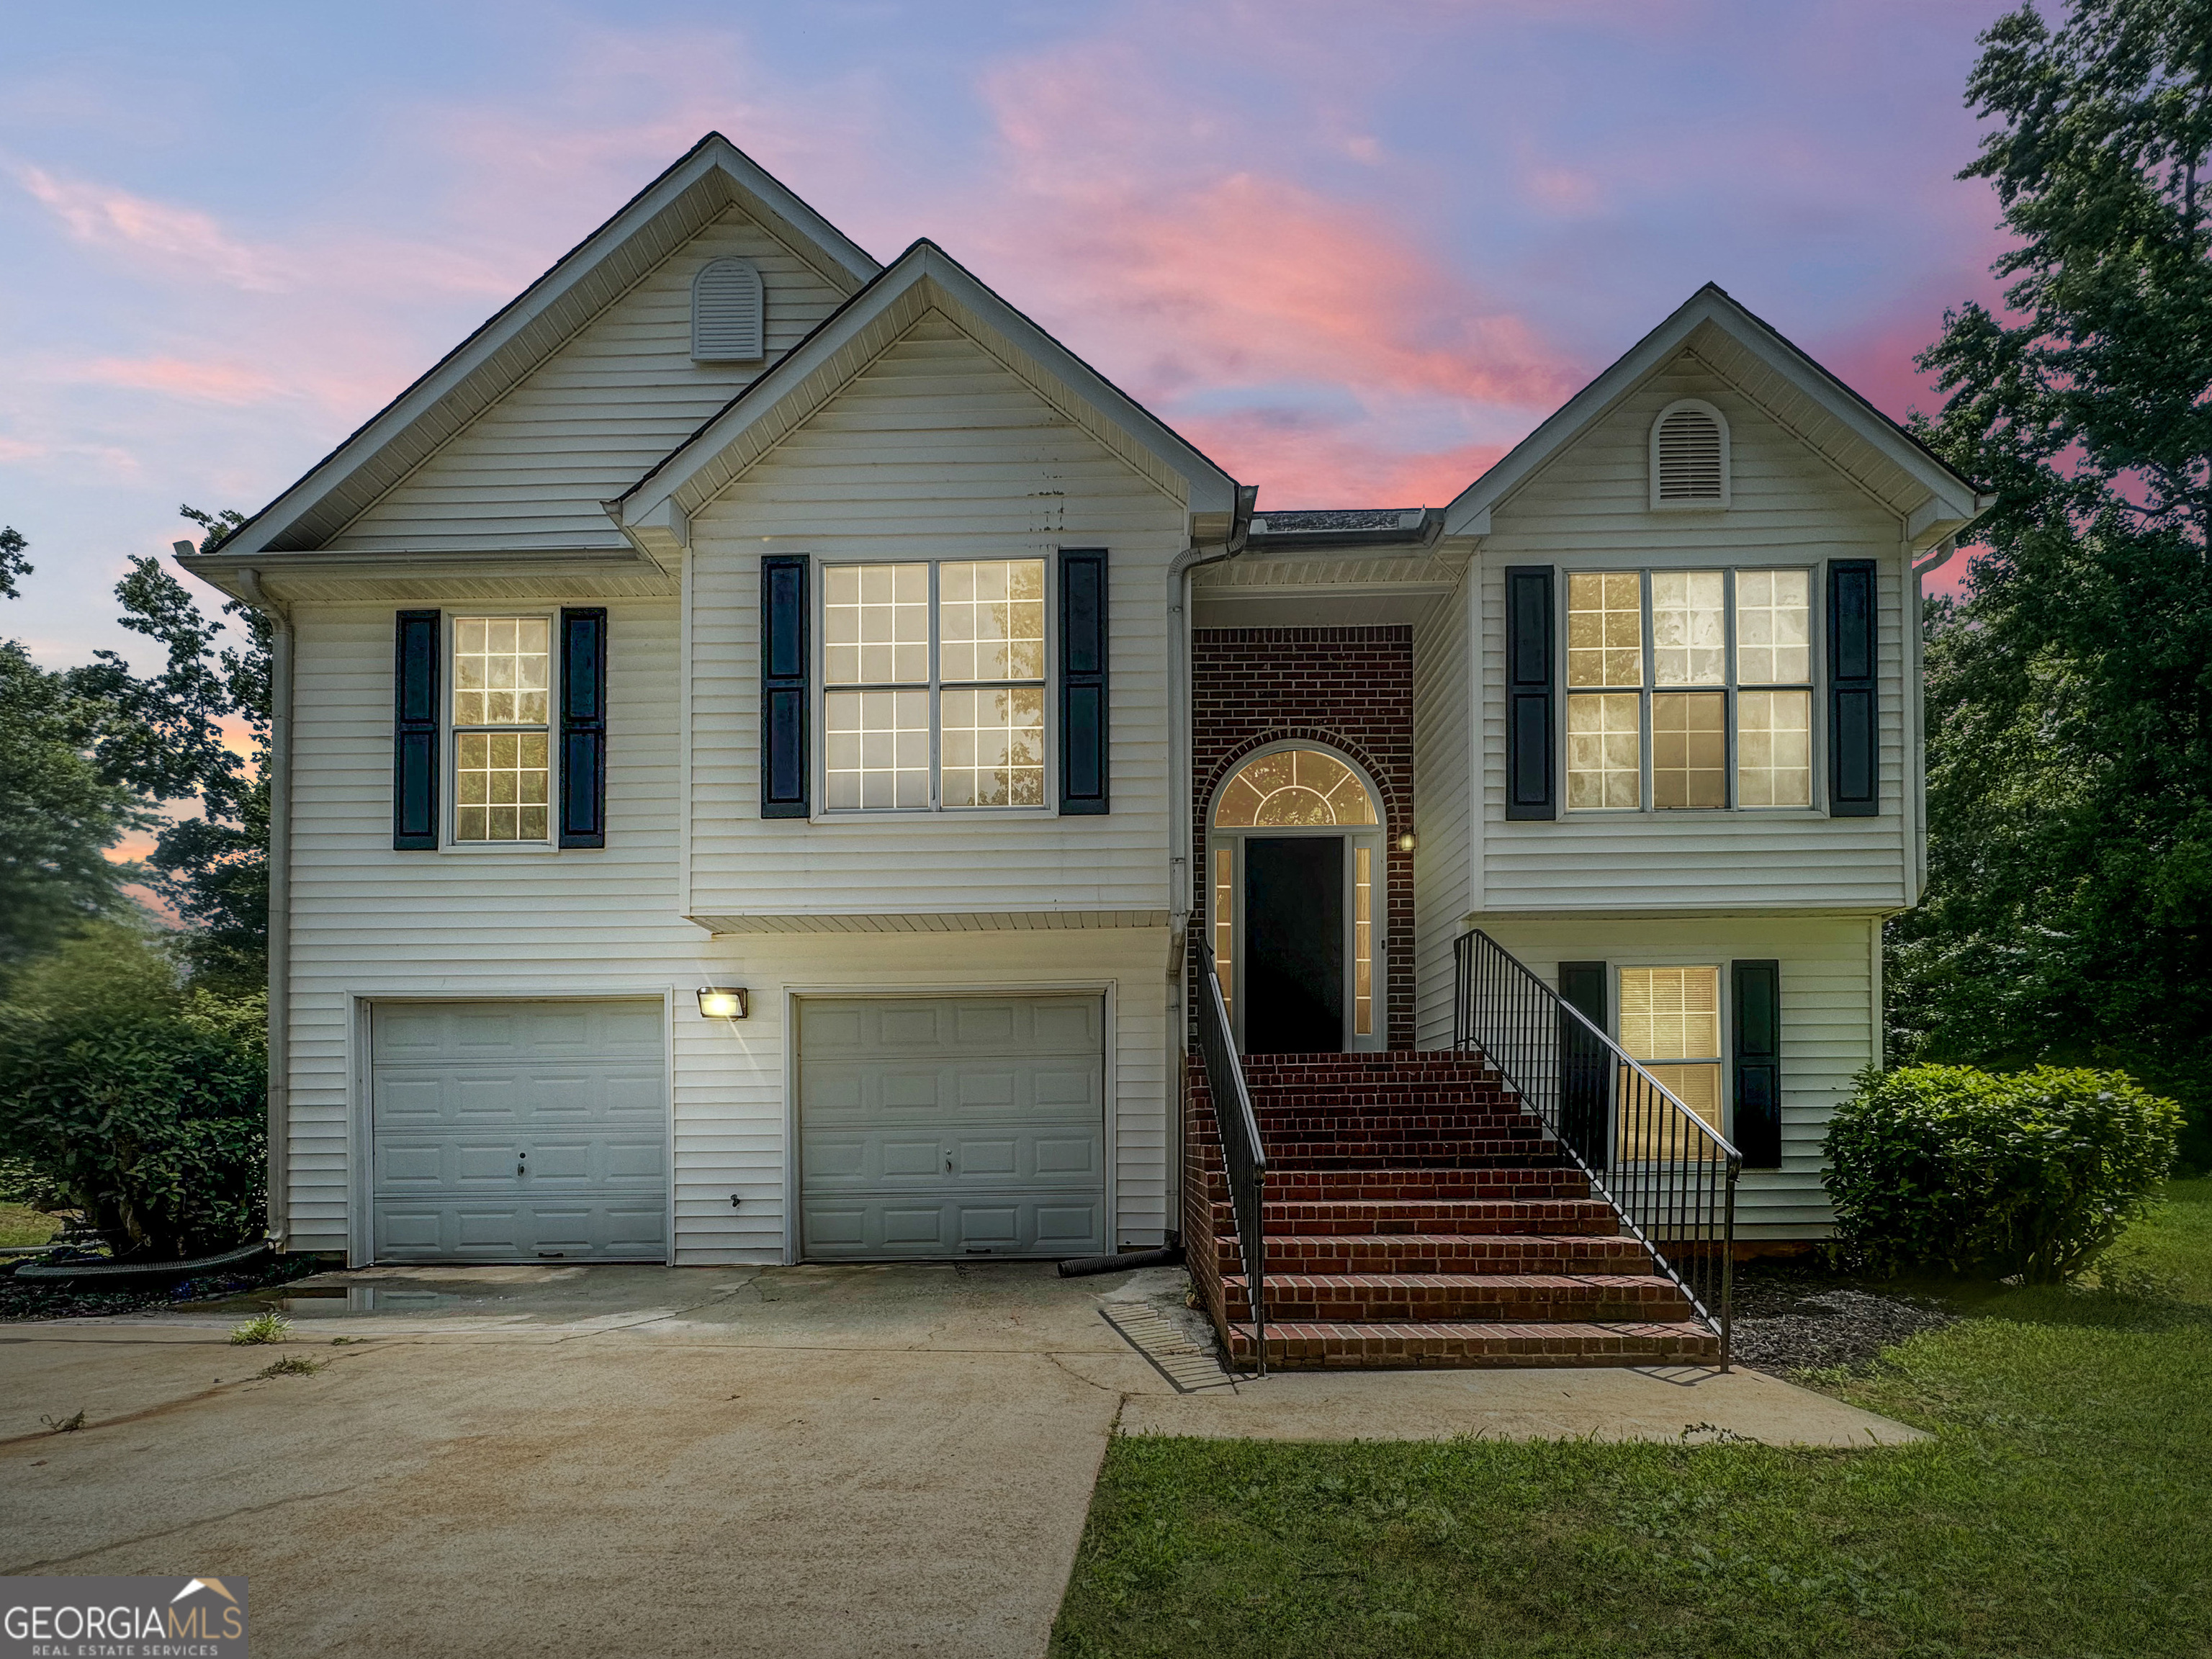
[1192,625,1416,1051]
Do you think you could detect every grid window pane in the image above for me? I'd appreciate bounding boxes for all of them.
[823,562,929,685]
[1737,688,1812,806]
[1567,572,1643,688]
[1211,748,1377,827]
[1650,570,1725,687]
[454,730,549,842]
[454,616,549,727]
[1567,692,1641,809]
[940,687,1046,808]
[1354,843,1373,1038]
[939,559,1046,683]
[1619,966,1722,1060]
[824,689,931,809]
[1652,691,1727,809]
[1735,568,1812,685]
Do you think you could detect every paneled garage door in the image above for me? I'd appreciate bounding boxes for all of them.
[371,1000,668,1262]
[798,994,1107,1260]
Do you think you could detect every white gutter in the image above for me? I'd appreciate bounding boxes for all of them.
[232,563,293,1251]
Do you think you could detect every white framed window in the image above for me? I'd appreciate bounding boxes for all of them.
[820,557,1048,812]
[1617,963,1727,1152]
[1565,568,1815,814]
[1650,398,1730,509]
[451,614,552,843]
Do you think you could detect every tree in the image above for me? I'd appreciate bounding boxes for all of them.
[1897,0,2212,1165]
[0,529,151,973]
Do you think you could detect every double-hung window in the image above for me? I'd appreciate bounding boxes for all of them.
[822,558,1048,811]
[452,616,552,842]
[1565,569,1812,811]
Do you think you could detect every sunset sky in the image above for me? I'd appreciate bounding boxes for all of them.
[1,0,2016,673]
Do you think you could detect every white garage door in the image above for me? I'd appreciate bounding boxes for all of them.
[371,1000,668,1262]
[799,995,1107,1260]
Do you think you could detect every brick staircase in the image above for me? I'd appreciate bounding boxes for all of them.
[1184,1052,1721,1370]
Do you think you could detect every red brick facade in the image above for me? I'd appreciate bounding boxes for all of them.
[1192,625,1416,1051]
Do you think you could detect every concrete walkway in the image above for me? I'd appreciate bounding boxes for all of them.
[0,1264,1921,1658]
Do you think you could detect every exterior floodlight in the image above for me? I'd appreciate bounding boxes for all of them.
[696,986,748,1020]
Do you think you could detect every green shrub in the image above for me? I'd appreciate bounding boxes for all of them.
[0,925,265,1259]
[1823,1064,2180,1282]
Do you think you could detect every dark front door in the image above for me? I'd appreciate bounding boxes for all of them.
[1244,836,1344,1054]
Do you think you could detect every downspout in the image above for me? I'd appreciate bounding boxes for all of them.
[233,565,292,1252]
[1905,535,1961,907]
[1164,485,1256,1240]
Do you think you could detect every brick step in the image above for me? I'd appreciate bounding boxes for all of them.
[1223,1318,1721,1370]
[1220,1166,1594,1202]
[1241,1087,1519,1109]
[1222,1272,1693,1323]
[1216,1197,1622,1236]
[1233,1053,1503,1076]
[1220,1233,1655,1277]
[1261,1143,1567,1169]
[1191,1123,1552,1153]
[1240,1111,1539,1134]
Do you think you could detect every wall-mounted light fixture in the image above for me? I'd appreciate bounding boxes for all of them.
[696,986,749,1020]
[1396,831,1418,854]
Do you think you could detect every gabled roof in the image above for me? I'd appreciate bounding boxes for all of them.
[206,134,881,561]
[611,239,1240,554]
[1442,283,1991,549]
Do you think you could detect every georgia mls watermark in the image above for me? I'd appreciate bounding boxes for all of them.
[1,1576,246,1658]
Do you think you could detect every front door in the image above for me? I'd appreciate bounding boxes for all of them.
[1243,836,1345,1053]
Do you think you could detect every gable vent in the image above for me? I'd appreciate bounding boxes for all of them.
[1650,399,1729,508]
[692,258,765,363]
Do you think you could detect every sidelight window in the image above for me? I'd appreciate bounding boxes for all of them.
[1565,568,1813,812]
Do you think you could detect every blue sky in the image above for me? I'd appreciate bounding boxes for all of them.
[1,0,2015,672]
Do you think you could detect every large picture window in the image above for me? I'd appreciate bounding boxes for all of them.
[452,616,551,842]
[822,558,1047,811]
[1565,568,1812,812]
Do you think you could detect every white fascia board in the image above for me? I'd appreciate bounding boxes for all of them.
[215,135,881,562]
[1442,285,1984,539]
[616,242,1241,527]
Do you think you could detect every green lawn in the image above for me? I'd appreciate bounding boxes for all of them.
[1051,1179,2212,1659]
[0,1204,64,1247]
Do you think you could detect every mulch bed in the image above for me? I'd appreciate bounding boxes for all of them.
[0,1250,327,1323]
[1728,1256,1961,1374]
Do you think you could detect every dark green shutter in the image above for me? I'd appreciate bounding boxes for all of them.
[393,610,441,850]
[1731,959,1781,1168]
[559,608,607,848]
[761,555,809,818]
[1827,559,1877,817]
[1059,547,1109,814]
[1557,961,1609,1166]
[1505,566,1555,820]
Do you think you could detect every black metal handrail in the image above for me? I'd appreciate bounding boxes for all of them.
[1195,940,1269,1375]
[1453,930,1740,1366]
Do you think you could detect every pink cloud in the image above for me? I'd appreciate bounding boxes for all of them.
[1177,411,1508,507]
[14,163,288,291]
[70,356,289,407]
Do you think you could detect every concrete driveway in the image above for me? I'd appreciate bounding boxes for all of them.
[0,1263,1919,1658]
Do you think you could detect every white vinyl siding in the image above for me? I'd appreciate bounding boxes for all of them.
[325,208,848,554]
[685,311,1183,922]
[1474,354,1910,913]
[1411,572,1473,1048]
[281,599,690,1256]
[1473,914,1876,1238]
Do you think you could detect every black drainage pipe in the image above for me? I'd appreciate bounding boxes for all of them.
[1057,1244,1184,1278]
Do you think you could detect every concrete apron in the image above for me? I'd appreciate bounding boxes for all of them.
[0,1264,1922,1659]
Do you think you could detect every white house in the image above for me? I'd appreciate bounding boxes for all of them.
[181,136,1985,1357]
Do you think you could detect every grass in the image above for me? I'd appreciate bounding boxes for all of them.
[1050,1179,2212,1659]
[226,1311,292,1346]
[256,1354,325,1377]
[0,1204,64,1247]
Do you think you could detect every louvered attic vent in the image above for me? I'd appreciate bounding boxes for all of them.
[1650,399,1730,508]
[692,258,764,363]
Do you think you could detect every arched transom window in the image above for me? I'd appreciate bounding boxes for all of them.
[1213,748,1378,828]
